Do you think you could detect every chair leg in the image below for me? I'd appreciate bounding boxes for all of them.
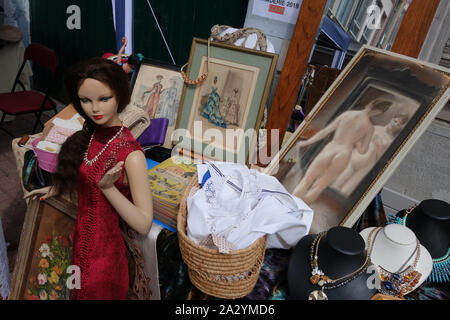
[0,112,6,125]
[0,112,14,138]
[32,111,43,134]
[38,116,45,128]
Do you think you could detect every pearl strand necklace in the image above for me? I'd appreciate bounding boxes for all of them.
[83,125,124,166]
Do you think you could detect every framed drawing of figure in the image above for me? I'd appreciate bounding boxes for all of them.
[264,46,450,234]
[175,38,278,164]
[130,58,184,148]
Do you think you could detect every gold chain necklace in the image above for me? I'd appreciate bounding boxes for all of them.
[180,38,210,86]
[308,232,371,300]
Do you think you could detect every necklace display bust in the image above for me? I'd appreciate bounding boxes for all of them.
[288,226,377,300]
[401,199,450,259]
[360,224,433,295]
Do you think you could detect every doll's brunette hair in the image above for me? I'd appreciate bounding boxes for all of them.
[53,58,130,197]
[126,53,140,67]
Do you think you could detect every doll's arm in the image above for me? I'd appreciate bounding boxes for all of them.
[117,36,128,65]
[24,185,59,200]
[99,151,153,235]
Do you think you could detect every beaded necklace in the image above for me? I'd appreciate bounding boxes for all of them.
[367,227,422,298]
[180,39,210,86]
[387,206,450,284]
[308,232,371,300]
[83,125,124,166]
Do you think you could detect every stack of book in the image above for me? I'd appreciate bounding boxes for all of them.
[147,155,198,229]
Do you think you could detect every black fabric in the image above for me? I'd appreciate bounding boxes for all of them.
[22,149,52,191]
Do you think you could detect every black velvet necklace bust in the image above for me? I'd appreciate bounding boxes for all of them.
[288,226,377,300]
[401,199,450,258]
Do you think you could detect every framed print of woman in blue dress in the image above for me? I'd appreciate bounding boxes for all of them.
[156,77,180,126]
[202,76,227,128]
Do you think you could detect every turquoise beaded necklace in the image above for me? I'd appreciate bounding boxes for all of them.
[387,207,450,284]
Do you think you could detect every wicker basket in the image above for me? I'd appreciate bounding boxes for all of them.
[177,172,267,299]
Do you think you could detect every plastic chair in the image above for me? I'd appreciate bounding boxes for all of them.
[0,43,58,137]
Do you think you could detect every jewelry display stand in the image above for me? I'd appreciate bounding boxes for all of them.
[387,199,450,284]
[288,226,377,300]
[360,224,433,295]
[401,199,450,259]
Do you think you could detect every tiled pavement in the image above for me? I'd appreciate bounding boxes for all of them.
[0,112,52,274]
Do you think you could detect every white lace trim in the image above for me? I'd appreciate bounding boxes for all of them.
[0,220,10,299]
[201,165,268,251]
[187,162,314,251]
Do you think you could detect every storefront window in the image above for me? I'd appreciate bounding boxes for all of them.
[348,0,375,43]
[335,0,354,28]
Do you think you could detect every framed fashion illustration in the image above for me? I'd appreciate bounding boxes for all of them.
[264,45,450,234]
[175,38,278,164]
[130,58,184,148]
[9,197,77,300]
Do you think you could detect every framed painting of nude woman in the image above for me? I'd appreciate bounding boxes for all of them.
[264,46,450,234]
[130,58,184,148]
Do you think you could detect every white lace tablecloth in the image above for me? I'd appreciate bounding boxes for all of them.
[0,219,10,299]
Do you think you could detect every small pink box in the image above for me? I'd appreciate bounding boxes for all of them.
[46,125,77,145]
[31,137,59,173]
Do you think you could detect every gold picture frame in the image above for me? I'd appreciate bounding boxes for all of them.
[264,46,450,234]
[175,38,278,164]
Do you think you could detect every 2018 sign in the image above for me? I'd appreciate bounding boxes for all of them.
[252,0,303,24]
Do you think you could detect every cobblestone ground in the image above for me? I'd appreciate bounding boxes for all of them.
[0,113,51,276]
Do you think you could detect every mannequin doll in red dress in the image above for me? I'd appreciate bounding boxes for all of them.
[25,58,153,300]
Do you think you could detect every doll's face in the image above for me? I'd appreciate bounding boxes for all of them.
[78,78,122,128]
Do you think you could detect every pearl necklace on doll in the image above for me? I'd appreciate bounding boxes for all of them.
[83,125,124,166]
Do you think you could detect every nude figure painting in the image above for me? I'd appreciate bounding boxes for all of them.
[264,46,450,234]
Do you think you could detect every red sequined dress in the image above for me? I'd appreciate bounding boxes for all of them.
[70,125,143,300]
